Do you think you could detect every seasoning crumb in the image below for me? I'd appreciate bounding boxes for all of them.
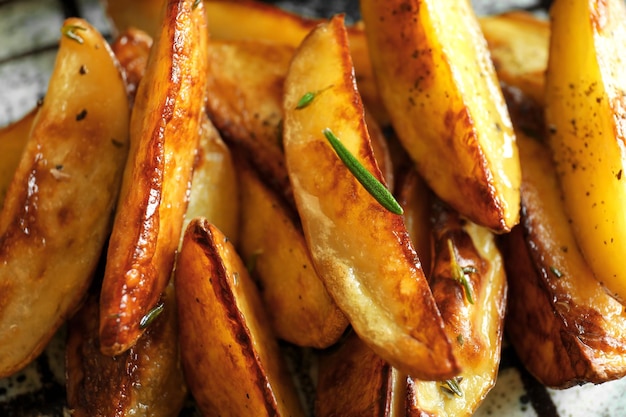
[79,65,87,75]
[50,166,71,180]
[76,109,87,121]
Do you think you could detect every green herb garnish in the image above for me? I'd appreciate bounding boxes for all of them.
[61,24,86,44]
[192,0,202,9]
[448,239,475,304]
[139,302,165,329]
[295,85,334,110]
[440,376,464,397]
[323,128,403,215]
[549,265,563,279]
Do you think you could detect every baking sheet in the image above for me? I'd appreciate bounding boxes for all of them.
[1,0,626,415]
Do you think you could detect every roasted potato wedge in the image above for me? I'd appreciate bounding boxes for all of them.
[99,0,209,355]
[0,107,38,208]
[175,219,304,417]
[283,15,457,380]
[501,129,626,387]
[545,0,626,303]
[479,11,549,106]
[406,201,507,416]
[315,331,407,417]
[110,27,153,104]
[0,18,129,377]
[361,0,521,232]
[66,283,187,417]
[237,159,348,348]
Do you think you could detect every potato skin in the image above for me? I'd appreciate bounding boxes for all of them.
[175,219,304,417]
[501,130,626,388]
[99,0,209,355]
[0,17,129,378]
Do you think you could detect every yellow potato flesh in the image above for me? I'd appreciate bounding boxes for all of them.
[0,18,129,377]
[283,15,457,380]
[545,0,626,304]
[360,0,520,232]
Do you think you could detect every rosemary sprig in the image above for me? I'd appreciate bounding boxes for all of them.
[440,376,464,397]
[61,24,86,44]
[323,128,403,215]
[192,0,202,9]
[447,239,475,304]
[295,85,334,110]
[139,302,165,329]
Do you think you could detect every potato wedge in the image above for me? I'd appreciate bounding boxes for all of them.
[315,331,407,417]
[479,11,549,106]
[406,201,507,416]
[110,27,153,104]
[183,113,239,243]
[66,283,187,417]
[0,107,38,208]
[99,0,209,355]
[237,158,348,348]
[283,15,457,380]
[360,0,521,232]
[175,219,304,417]
[545,0,626,303]
[0,18,129,377]
[501,129,626,387]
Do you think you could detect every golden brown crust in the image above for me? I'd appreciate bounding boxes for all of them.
[99,0,209,355]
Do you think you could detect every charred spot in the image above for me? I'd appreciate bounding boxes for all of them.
[76,109,88,121]
[57,205,74,226]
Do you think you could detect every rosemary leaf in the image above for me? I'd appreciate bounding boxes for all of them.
[447,239,475,304]
[295,85,334,110]
[549,265,563,279]
[139,302,165,329]
[440,377,464,397]
[323,128,403,215]
[61,24,86,44]
[193,0,202,9]
[296,92,316,109]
